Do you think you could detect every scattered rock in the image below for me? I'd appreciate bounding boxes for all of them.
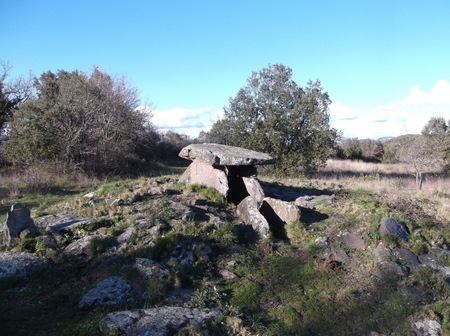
[133,258,169,280]
[295,195,334,210]
[34,213,91,235]
[2,203,38,247]
[0,251,50,278]
[379,217,409,241]
[220,269,237,280]
[418,254,439,266]
[237,196,270,239]
[79,276,144,309]
[394,248,420,271]
[331,231,365,249]
[378,261,407,276]
[164,288,195,305]
[242,176,265,205]
[411,318,442,336]
[116,226,137,244]
[83,191,96,198]
[35,235,58,250]
[99,307,222,336]
[373,244,394,261]
[63,235,110,256]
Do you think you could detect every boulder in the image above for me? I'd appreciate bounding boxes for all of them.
[79,276,144,309]
[373,244,394,261]
[331,231,365,249]
[179,158,229,197]
[242,176,265,205]
[379,217,409,241]
[0,251,50,278]
[133,258,169,280]
[411,319,442,336]
[237,196,270,239]
[260,197,301,224]
[34,213,91,235]
[99,307,221,336]
[418,254,439,266]
[2,203,38,247]
[63,235,110,256]
[179,143,275,166]
[394,248,420,271]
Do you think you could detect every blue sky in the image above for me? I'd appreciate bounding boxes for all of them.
[3,0,450,139]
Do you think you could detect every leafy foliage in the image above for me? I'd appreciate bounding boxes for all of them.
[204,64,339,171]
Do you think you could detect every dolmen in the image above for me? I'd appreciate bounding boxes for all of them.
[179,143,301,239]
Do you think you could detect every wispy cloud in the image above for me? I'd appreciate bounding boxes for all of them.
[330,80,450,139]
[138,106,224,138]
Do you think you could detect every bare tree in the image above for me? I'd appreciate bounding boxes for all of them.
[397,135,440,190]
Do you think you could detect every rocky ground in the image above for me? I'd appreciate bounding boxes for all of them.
[0,174,449,336]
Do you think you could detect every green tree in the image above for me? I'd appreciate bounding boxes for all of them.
[4,68,157,175]
[360,139,384,162]
[206,64,339,171]
[421,116,450,170]
[342,138,362,160]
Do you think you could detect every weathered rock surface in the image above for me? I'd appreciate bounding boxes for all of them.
[373,244,394,261]
[0,251,50,278]
[79,276,144,309]
[2,203,38,247]
[411,318,442,336]
[295,195,334,210]
[394,248,420,271]
[64,235,110,256]
[99,307,222,336]
[261,197,301,224]
[331,231,365,249]
[237,196,270,239]
[133,258,169,280]
[242,176,265,205]
[379,217,409,241]
[35,213,91,234]
[179,158,229,197]
[179,143,275,166]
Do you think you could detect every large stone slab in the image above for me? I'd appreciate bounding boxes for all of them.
[179,143,275,166]
[179,158,229,197]
[237,196,270,239]
[260,197,301,224]
[0,252,50,278]
[99,307,221,336]
[2,203,38,247]
[35,213,91,234]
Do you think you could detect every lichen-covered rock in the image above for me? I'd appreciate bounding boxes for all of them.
[179,143,275,166]
[99,307,222,336]
[133,258,169,280]
[242,176,265,205]
[237,196,270,239]
[260,197,301,224]
[79,276,144,309]
[0,252,50,278]
[34,213,91,234]
[394,248,420,271]
[379,217,409,241]
[331,231,365,249]
[411,318,442,336]
[63,235,110,256]
[2,203,38,247]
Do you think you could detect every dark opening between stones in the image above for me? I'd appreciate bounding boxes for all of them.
[225,165,257,205]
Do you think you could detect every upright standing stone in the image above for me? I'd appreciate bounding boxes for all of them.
[2,203,38,247]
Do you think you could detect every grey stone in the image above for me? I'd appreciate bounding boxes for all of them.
[34,213,91,235]
[0,251,50,278]
[379,217,409,241]
[2,203,38,247]
[401,287,422,299]
[99,307,222,336]
[35,235,58,250]
[237,196,270,239]
[133,258,169,280]
[242,176,265,205]
[116,226,137,244]
[332,231,365,249]
[79,276,144,309]
[83,192,96,198]
[411,319,442,336]
[261,197,301,224]
[179,143,275,166]
[164,288,195,305]
[378,261,407,276]
[418,254,438,266]
[63,235,109,256]
[220,269,237,279]
[179,158,229,197]
[394,248,420,271]
[373,244,394,261]
[295,195,334,210]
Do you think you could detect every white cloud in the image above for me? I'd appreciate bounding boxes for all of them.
[138,106,224,138]
[329,102,358,120]
[331,80,450,139]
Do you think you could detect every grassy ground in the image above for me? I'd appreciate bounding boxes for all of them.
[0,159,449,335]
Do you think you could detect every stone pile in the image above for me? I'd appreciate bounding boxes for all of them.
[179,143,301,238]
